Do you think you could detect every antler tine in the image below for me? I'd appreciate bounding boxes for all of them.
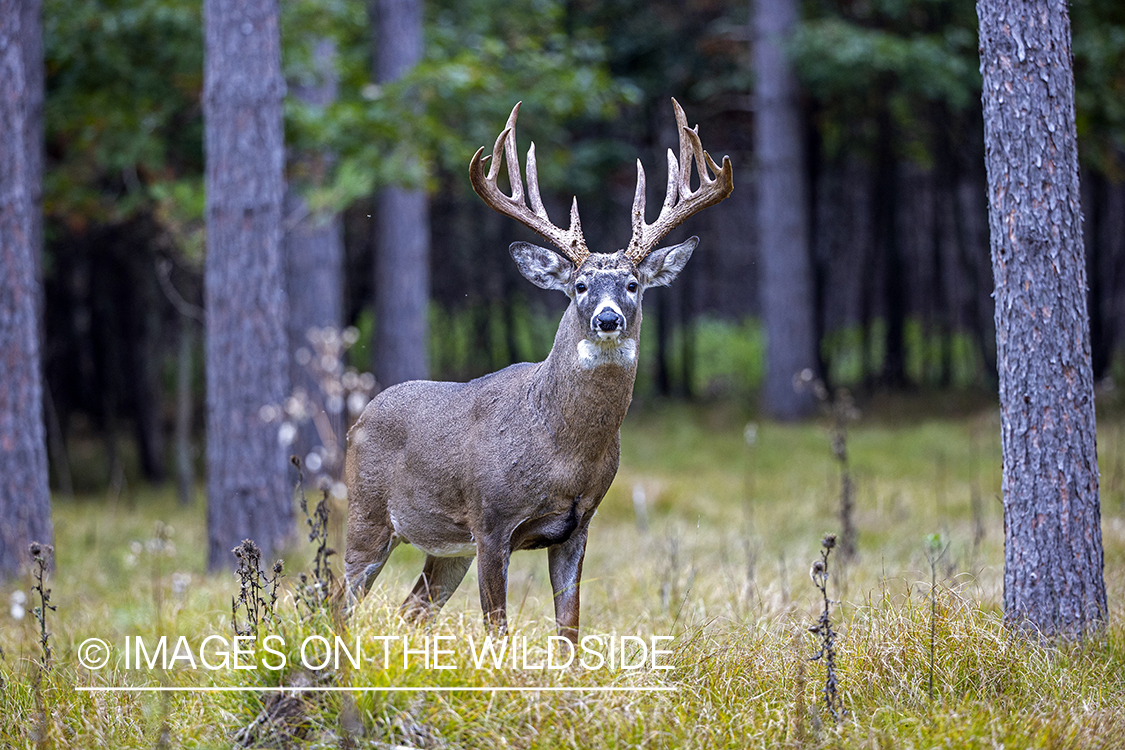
[662,148,679,213]
[469,103,589,266]
[630,158,647,249]
[674,98,695,200]
[502,105,522,206]
[526,142,549,220]
[625,98,734,263]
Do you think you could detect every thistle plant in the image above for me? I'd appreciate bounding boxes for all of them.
[29,542,55,670]
[808,533,842,722]
[231,539,283,638]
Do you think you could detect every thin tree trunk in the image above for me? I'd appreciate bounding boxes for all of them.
[0,0,52,575]
[753,0,818,419]
[285,38,344,474]
[203,0,292,569]
[978,0,1106,639]
[371,0,429,387]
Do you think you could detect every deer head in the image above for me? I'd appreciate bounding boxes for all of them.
[469,101,732,369]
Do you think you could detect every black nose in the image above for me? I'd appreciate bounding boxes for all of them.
[596,310,622,332]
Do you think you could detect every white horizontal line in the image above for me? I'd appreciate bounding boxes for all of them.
[77,685,676,693]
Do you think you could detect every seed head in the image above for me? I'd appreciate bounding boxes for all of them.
[822,534,837,550]
[810,559,826,583]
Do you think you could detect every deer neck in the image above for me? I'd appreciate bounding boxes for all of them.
[533,304,640,457]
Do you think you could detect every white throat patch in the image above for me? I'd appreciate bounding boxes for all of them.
[577,337,637,370]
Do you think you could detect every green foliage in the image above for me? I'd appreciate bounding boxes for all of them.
[1073,0,1125,174]
[283,0,639,210]
[43,0,203,231]
[791,19,978,110]
[42,0,636,243]
[691,317,765,398]
[790,0,980,162]
[792,0,1125,174]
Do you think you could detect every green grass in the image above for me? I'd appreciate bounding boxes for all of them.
[4,400,1125,747]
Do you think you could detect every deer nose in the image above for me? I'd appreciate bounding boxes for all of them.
[595,309,623,332]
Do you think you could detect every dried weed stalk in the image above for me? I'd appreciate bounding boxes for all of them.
[231,539,283,638]
[808,533,843,722]
[29,542,55,670]
[292,457,337,615]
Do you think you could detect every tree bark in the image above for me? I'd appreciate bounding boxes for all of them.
[0,0,52,575]
[371,0,429,388]
[20,0,41,307]
[753,0,818,419]
[285,38,345,474]
[977,0,1106,639]
[203,0,292,569]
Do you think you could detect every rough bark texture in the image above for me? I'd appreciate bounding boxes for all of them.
[977,0,1106,638]
[753,0,818,419]
[285,38,344,469]
[203,0,292,569]
[19,0,41,304]
[0,0,52,575]
[372,0,430,387]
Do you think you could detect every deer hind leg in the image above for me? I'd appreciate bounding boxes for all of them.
[343,524,399,611]
[401,555,474,622]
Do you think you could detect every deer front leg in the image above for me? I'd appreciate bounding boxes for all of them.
[476,535,511,634]
[548,522,590,645]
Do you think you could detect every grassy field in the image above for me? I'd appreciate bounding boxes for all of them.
[4,397,1125,748]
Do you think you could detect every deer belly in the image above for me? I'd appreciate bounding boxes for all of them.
[388,508,476,558]
[412,539,477,557]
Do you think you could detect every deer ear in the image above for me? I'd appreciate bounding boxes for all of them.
[510,242,575,292]
[638,236,697,288]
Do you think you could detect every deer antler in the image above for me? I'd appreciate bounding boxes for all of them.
[625,98,734,263]
[469,103,590,266]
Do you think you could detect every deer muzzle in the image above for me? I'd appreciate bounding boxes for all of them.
[594,308,625,338]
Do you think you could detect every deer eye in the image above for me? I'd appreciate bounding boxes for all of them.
[627,281,638,293]
[575,282,587,294]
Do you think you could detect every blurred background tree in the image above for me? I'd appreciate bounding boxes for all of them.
[28,0,1125,493]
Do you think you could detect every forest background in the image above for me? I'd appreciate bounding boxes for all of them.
[36,0,1125,493]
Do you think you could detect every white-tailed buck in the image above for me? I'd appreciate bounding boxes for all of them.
[345,99,733,642]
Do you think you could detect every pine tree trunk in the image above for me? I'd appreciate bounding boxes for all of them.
[285,38,344,473]
[203,0,292,569]
[372,0,429,387]
[20,0,41,310]
[977,0,1106,639]
[0,0,52,575]
[753,0,818,419]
